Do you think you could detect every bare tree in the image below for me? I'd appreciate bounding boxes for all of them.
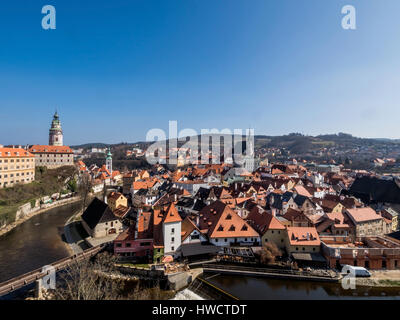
[52,252,123,300]
[49,253,173,300]
[260,242,282,265]
[78,172,93,212]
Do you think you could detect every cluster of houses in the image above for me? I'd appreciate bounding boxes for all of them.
[78,158,400,270]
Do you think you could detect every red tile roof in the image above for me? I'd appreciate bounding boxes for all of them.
[29,145,73,154]
[198,201,259,239]
[163,203,182,224]
[0,148,34,158]
[287,227,321,246]
[345,207,383,223]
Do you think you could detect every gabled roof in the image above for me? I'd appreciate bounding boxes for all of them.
[163,203,182,224]
[81,198,117,229]
[198,201,259,239]
[245,206,285,235]
[181,217,202,242]
[108,191,125,202]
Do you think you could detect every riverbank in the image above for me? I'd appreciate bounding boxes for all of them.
[0,197,81,238]
[356,270,400,288]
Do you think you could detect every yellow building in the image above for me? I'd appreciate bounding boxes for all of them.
[107,192,128,211]
[0,147,35,188]
[261,215,287,250]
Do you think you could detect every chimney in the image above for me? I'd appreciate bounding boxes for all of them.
[306,232,310,240]
[196,215,199,227]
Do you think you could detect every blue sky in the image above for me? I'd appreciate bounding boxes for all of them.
[1,0,400,145]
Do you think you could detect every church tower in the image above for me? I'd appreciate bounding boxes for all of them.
[106,148,113,175]
[49,111,63,146]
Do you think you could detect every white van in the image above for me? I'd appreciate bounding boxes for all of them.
[341,265,372,278]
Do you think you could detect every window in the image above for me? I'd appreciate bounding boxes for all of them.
[171,246,174,251]
[171,237,175,243]
[126,243,131,247]
[116,243,122,248]
[171,228,175,234]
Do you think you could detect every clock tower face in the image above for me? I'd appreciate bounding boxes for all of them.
[49,111,63,146]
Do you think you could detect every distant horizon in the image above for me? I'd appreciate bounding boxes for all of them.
[3,130,399,148]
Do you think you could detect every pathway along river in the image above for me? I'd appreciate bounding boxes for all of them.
[0,202,81,283]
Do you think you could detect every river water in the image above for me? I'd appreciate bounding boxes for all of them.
[0,202,80,283]
[203,273,400,300]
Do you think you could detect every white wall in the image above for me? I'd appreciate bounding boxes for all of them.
[163,221,181,254]
[210,236,260,246]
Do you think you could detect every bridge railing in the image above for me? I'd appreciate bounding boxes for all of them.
[0,244,106,297]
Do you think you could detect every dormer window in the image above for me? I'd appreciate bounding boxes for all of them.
[241,225,248,231]
[217,225,224,232]
[226,214,232,220]
[229,225,235,231]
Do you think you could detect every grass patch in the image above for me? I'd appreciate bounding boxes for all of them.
[0,166,77,226]
[378,279,400,286]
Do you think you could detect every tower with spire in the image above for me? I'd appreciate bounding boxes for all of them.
[49,111,63,146]
[106,147,113,175]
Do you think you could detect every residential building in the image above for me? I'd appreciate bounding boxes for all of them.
[344,207,384,238]
[285,226,321,255]
[197,201,260,247]
[107,192,128,211]
[29,145,74,168]
[0,147,35,188]
[81,198,124,238]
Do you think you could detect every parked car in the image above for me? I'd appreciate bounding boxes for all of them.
[341,265,372,278]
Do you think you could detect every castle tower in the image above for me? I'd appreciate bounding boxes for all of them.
[106,148,113,175]
[49,111,63,146]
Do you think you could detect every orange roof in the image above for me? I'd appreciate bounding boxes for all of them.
[198,201,259,239]
[132,179,157,190]
[345,207,382,223]
[0,148,34,158]
[287,227,321,246]
[163,203,182,224]
[29,145,73,154]
[294,185,312,198]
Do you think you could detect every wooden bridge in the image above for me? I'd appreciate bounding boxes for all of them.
[0,244,105,297]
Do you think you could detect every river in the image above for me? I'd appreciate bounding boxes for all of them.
[0,202,80,283]
[202,273,400,300]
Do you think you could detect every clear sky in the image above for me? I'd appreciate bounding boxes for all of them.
[1,0,400,145]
